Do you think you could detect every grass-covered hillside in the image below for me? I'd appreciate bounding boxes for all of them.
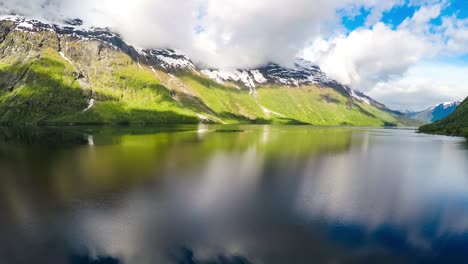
[0,19,417,126]
[419,97,468,138]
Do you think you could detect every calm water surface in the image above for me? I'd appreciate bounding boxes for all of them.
[0,125,467,264]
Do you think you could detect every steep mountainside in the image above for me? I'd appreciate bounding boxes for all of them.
[404,100,462,123]
[419,97,468,138]
[0,16,417,126]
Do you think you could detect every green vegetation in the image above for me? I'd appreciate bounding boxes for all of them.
[419,97,468,139]
[0,27,417,126]
[0,47,198,124]
[0,50,86,123]
[178,73,415,126]
[178,73,268,123]
[256,85,399,126]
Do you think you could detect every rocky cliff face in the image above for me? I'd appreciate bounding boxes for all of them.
[0,16,417,126]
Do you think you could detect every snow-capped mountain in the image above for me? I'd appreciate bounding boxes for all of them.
[1,15,375,103]
[0,15,419,126]
[404,100,462,123]
[201,60,376,105]
[438,101,462,109]
[201,59,334,88]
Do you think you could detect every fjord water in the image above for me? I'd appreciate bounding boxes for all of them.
[0,126,467,264]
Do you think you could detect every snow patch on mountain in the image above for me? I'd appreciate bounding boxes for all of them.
[201,69,256,88]
[17,21,34,30]
[200,58,375,106]
[2,16,126,50]
[201,57,339,88]
[441,100,462,109]
[424,100,462,111]
[158,55,192,70]
[251,70,267,84]
[139,49,196,71]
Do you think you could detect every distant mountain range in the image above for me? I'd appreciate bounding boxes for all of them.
[0,15,418,126]
[402,100,462,124]
[420,97,468,139]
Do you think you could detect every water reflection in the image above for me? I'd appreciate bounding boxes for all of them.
[0,126,467,263]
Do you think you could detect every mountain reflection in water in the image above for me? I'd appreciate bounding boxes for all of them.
[0,125,467,264]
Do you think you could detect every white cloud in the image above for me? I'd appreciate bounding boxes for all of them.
[190,0,341,68]
[398,2,443,32]
[66,0,199,51]
[0,0,412,69]
[440,16,468,55]
[363,0,405,26]
[303,22,432,89]
[303,2,445,89]
[191,0,415,68]
[303,1,468,109]
[367,62,468,110]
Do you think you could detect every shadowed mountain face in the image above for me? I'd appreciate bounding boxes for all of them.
[0,16,418,126]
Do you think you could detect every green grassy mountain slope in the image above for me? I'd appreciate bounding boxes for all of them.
[0,18,418,126]
[419,97,468,138]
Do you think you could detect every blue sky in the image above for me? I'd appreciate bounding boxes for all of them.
[343,0,468,31]
[307,0,468,109]
[341,0,468,63]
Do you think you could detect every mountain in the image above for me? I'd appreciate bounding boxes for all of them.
[419,97,468,139]
[403,100,462,123]
[0,16,418,126]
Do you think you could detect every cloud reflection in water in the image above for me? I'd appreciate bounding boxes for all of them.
[0,126,467,263]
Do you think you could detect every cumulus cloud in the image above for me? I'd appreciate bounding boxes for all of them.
[303,1,468,109]
[440,16,468,55]
[191,0,414,68]
[367,62,468,110]
[0,0,412,69]
[303,22,432,89]
[303,3,445,88]
[191,0,341,68]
